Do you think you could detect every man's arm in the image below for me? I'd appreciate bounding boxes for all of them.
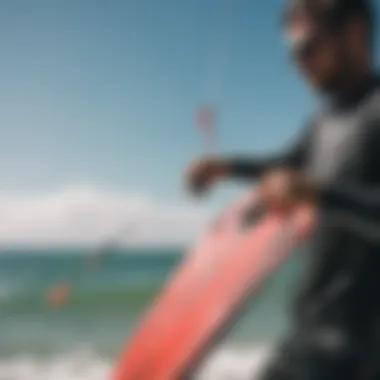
[224,122,313,180]
[320,184,380,242]
[319,118,380,241]
[321,184,380,221]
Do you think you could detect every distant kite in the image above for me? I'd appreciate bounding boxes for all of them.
[197,106,217,154]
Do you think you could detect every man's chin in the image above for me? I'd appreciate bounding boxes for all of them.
[304,74,340,95]
[308,79,336,96]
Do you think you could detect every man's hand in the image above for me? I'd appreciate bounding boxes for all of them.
[185,158,230,195]
[258,168,316,212]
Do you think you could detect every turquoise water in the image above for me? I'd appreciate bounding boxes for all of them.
[0,248,305,379]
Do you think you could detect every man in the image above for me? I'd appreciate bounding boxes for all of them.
[187,0,380,378]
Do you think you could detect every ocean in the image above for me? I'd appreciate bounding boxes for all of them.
[0,248,305,380]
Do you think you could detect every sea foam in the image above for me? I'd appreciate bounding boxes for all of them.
[0,345,271,380]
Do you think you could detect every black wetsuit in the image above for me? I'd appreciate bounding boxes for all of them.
[227,75,380,380]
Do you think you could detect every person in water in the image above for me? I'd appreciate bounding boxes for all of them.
[187,0,380,378]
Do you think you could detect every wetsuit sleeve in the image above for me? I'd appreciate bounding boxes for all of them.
[322,185,380,220]
[225,122,313,180]
[320,117,380,236]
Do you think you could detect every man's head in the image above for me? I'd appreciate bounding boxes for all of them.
[282,0,374,94]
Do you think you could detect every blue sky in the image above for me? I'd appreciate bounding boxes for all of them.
[0,1,378,245]
[0,0,318,196]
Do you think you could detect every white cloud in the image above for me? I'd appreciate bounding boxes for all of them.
[0,185,215,247]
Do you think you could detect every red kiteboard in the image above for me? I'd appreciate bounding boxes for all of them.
[113,194,315,380]
[148,205,315,379]
[112,192,263,380]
